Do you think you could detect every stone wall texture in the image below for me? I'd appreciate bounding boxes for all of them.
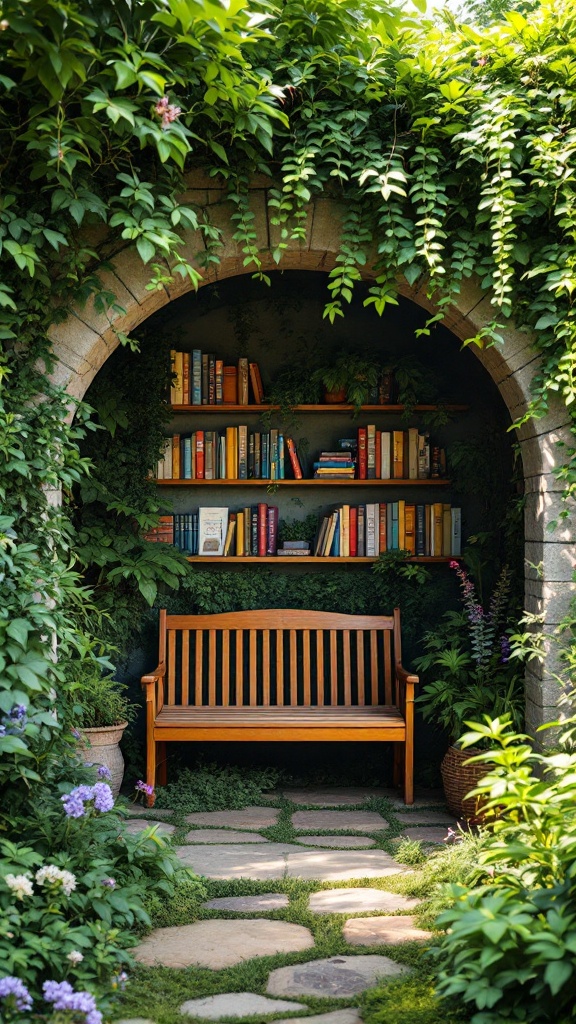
[47,172,575,733]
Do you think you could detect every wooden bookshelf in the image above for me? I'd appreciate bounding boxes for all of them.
[184,555,462,564]
[170,403,469,414]
[157,478,452,486]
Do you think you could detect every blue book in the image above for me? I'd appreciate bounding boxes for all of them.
[192,350,202,406]
[184,513,193,554]
[262,433,269,479]
[174,514,181,551]
[183,437,192,479]
[278,435,284,479]
[313,461,355,469]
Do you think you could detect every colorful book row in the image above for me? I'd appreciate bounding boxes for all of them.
[144,502,461,558]
[170,351,264,406]
[156,429,302,481]
[355,427,445,480]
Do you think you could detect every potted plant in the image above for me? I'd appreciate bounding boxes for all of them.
[313,354,381,410]
[414,562,524,821]
[75,668,137,797]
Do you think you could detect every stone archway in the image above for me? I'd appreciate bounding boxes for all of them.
[48,173,575,733]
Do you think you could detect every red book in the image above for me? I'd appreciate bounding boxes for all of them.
[379,503,387,554]
[257,503,268,557]
[357,427,367,480]
[285,438,303,479]
[266,505,279,555]
[375,431,381,480]
[349,506,358,557]
[195,430,205,479]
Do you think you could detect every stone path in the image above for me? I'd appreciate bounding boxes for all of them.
[123,788,459,1024]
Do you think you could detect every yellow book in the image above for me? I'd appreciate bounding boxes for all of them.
[341,505,350,558]
[404,504,416,555]
[226,426,237,479]
[433,502,444,557]
[224,517,236,556]
[236,512,245,555]
[398,499,405,551]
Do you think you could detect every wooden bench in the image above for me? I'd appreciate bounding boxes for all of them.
[141,608,419,806]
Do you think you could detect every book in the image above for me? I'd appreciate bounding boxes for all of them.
[249,362,264,404]
[236,511,245,555]
[379,503,387,553]
[223,514,236,556]
[276,548,311,556]
[367,425,376,479]
[195,430,205,479]
[286,438,303,479]
[174,351,184,404]
[315,517,330,556]
[341,504,350,558]
[270,428,279,480]
[432,502,443,556]
[254,432,261,479]
[192,349,202,405]
[182,352,191,405]
[408,428,418,480]
[251,505,259,556]
[375,430,381,480]
[169,349,177,405]
[267,506,279,555]
[226,426,237,479]
[208,354,216,404]
[171,433,180,480]
[215,359,224,404]
[416,504,425,556]
[198,507,228,556]
[442,503,452,556]
[278,434,285,479]
[393,430,404,479]
[258,502,268,557]
[357,427,367,479]
[366,503,376,557]
[398,498,405,551]
[323,513,338,557]
[238,357,249,404]
[391,502,399,550]
[418,433,430,479]
[331,510,341,556]
[451,507,462,556]
[201,353,209,405]
[223,365,238,404]
[405,504,416,555]
[238,425,248,480]
[349,506,358,557]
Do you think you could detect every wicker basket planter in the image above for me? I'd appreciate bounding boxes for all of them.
[441,744,489,822]
[78,722,128,798]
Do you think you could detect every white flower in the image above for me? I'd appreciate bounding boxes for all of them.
[5,873,34,899]
[66,950,84,965]
[36,865,77,895]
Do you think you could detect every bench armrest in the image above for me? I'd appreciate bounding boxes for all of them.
[395,663,419,687]
[141,663,166,685]
[141,663,166,718]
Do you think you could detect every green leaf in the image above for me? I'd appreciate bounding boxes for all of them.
[136,237,156,264]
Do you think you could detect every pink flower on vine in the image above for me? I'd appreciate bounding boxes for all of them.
[154,96,181,130]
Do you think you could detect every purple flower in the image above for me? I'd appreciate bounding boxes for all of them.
[9,704,27,720]
[111,970,129,991]
[92,782,114,813]
[43,980,102,1024]
[0,976,33,1011]
[0,725,6,737]
[136,780,154,796]
[101,877,116,888]
[500,634,512,664]
[97,765,111,781]
[61,784,93,819]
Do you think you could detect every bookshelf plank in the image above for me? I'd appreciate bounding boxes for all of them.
[171,404,468,413]
[157,478,452,486]
[184,555,461,563]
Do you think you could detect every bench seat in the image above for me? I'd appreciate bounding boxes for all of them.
[142,608,419,804]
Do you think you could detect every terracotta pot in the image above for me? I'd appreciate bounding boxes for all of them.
[78,722,128,798]
[324,387,347,403]
[440,744,489,823]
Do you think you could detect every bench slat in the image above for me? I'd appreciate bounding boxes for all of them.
[303,629,311,705]
[276,630,284,706]
[316,632,325,705]
[262,630,270,706]
[370,631,378,704]
[209,629,217,705]
[182,630,190,706]
[168,629,176,706]
[384,629,392,704]
[222,630,230,706]
[356,630,365,706]
[289,629,297,705]
[235,631,243,707]
[195,631,203,705]
[330,630,337,704]
[250,630,257,705]
[343,629,351,705]
[166,610,395,631]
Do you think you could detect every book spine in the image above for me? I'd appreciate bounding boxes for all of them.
[162,437,172,480]
[262,432,269,479]
[251,505,259,556]
[375,430,381,480]
[357,505,366,557]
[204,431,214,480]
[278,434,284,479]
[357,427,367,479]
[182,352,191,405]
[244,507,251,556]
[341,504,350,558]
[379,503,387,553]
[267,506,279,556]
[254,432,261,479]
[270,429,278,481]
[183,436,192,479]
[223,366,238,404]
[248,433,255,478]
[381,432,391,479]
[215,359,223,404]
[398,498,405,551]
[367,425,376,479]
[349,506,358,557]
[442,503,452,556]
[386,504,393,550]
[191,433,196,479]
[249,362,263,404]
[286,438,303,479]
[192,350,202,405]
[393,430,404,479]
[331,510,341,557]
[174,351,183,405]
[451,507,462,556]
[173,513,181,550]
[169,349,177,405]
[405,504,416,555]
[366,503,376,557]
[432,501,443,556]
[226,427,236,479]
[408,427,418,480]
[416,505,425,556]
[201,353,208,405]
[208,354,216,405]
[391,502,399,550]
[238,425,248,480]
[196,430,205,479]
[171,433,180,480]
[236,512,244,556]
[258,503,267,557]
[238,357,249,404]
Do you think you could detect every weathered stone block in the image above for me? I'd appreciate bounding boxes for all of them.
[309,198,344,253]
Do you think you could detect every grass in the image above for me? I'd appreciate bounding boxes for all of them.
[114,792,477,1024]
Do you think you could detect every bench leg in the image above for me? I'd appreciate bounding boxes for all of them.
[146,730,156,807]
[404,739,414,805]
[156,742,167,787]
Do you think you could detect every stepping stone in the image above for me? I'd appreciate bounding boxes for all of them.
[180,994,305,1020]
[343,916,433,946]
[184,829,269,844]
[119,806,173,818]
[286,850,403,881]
[175,843,295,880]
[266,955,409,997]
[202,893,289,912]
[394,810,456,826]
[297,836,376,849]
[123,819,176,836]
[133,919,313,969]
[398,825,455,844]
[291,810,387,832]
[184,806,279,829]
[176,845,405,881]
[309,888,419,915]
[282,788,395,806]
[388,791,445,809]
[275,1011,362,1024]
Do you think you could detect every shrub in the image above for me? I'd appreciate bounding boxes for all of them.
[429,716,576,1022]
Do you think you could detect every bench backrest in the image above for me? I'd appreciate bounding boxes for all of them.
[157,609,403,708]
